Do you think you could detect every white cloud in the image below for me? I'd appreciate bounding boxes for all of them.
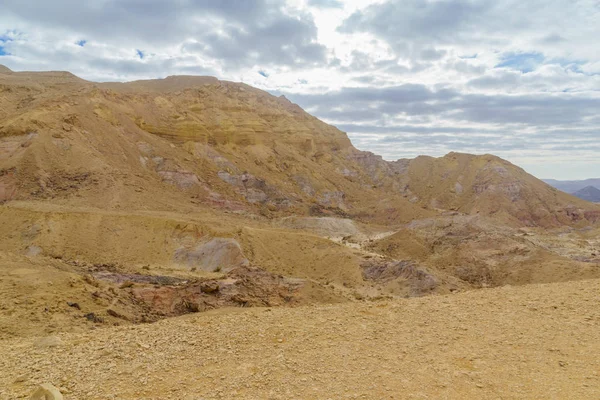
[1,0,599,179]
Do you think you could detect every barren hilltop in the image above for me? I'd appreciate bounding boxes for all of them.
[1,66,600,399]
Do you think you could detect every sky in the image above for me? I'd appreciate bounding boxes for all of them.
[1,0,599,180]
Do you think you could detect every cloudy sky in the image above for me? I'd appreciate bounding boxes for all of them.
[1,0,599,179]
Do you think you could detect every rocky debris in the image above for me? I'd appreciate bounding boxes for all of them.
[25,245,43,257]
[84,312,104,323]
[34,336,63,348]
[318,190,347,210]
[475,181,522,201]
[66,301,80,310]
[21,223,41,241]
[454,182,464,194]
[453,265,494,286]
[217,170,283,205]
[158,170,202,190]
[276,216,362,239]
[106,307,134,321]
[29,383,63,400]
[0,168,18,202]
[173,237,249,272]
[293,175,316,196]
[33,171,97,199]
[131,266,305,316]
[200,280,219,293]
[93,271,186,286]
[308,203,351,218]
[584,210,600,223]
[3,279,600,399]
[186,142,237,170]
[361,260,438,296]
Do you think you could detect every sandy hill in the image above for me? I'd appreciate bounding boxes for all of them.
[1,66,600,343]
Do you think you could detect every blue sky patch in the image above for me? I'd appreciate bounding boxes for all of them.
[0,30,18,46]
[495,52,544,73]
[76,40,87,47]
[258,70,269,78]
[0,31,15,56]
[136,49,144,59]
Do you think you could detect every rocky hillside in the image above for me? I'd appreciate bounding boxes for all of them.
[1,65,597,227]
[1,66,600,338]
[399,153,600,226]
[0,65,431,224]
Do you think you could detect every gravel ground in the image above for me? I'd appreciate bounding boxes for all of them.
[2,278,600,399]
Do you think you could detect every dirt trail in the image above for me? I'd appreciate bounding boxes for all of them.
[2,278,600,400]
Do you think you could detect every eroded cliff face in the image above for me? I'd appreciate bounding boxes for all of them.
[2,67,598,226]
[0,69,438,223]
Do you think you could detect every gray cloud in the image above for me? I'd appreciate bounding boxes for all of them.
[283,82,600,171]
[183,14,326,69]
[1,0,326,69]
[0,38,217,81]
[338,0,599,65]
[290,84,460,110]
[285,85,600,127]
[339,0,493,60]
[420,48,447,61]
[308,0,344,8]
[537,34,567,45]
[2,0,600,179]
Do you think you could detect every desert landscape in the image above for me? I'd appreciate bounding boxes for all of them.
[1,65,600,399]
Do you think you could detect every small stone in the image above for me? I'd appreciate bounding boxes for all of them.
[29,383,64,400]
[107,308,133,321]
[200,281,219,293]
[119,281,134,289]
[35,336,63,348]
[84,312,104,323]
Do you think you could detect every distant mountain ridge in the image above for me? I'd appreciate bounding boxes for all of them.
[544,178,600,193]
[571,186,600,203]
